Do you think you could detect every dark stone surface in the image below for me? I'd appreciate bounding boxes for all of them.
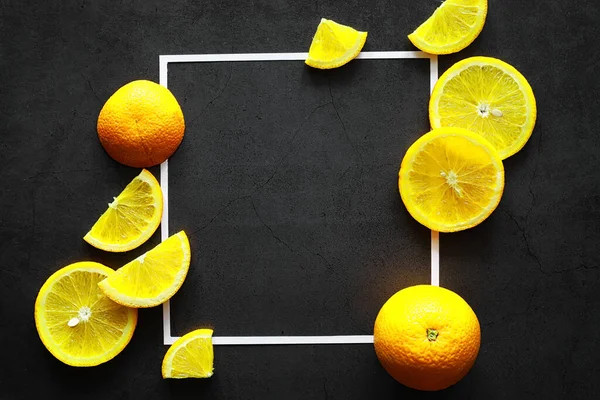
[1,0,599,399]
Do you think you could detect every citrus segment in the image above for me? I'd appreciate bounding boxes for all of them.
[399,128,504,232]
[430,56,537,159]
[162,329,214,379]
[408,0,487,55]
[97,80,185,168]
[98,231,190,308]
[83,169,163,253]
[374,285,480,391]
[305,18,367,69]
[34,262,137,367]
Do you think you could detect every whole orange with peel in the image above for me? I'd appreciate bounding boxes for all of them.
[97,80,185,167]
[374,285,480,391]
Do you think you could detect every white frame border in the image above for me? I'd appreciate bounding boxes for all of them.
[159,51,439,346]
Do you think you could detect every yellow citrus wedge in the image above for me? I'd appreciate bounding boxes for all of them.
[162,329,214,379]
[98,231,190,308]
[84,169,163,252]
[430,56,537,159]
[408,0,488,55]
[34,262,137,367]
[399,128,504,232]
[305,18,367,69]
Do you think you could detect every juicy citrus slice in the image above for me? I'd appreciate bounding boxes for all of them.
[84,169,163,252]
[374,285,480,391]
[98,231,190,308]
[162,329,214,379]
[97,80,185,168]
[399,128,504,232]
[408,0,488,55]
[430,56,537,159]
[34,262,137,367]
[305,18,367,69]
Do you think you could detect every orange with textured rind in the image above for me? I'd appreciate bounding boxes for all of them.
[97,80,185,168]
[374,285,480,391]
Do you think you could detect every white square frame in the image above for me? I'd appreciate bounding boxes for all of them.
[159,51,439,346]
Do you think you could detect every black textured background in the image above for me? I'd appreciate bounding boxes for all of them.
[168,59,431,337]
[1,1,600,399]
